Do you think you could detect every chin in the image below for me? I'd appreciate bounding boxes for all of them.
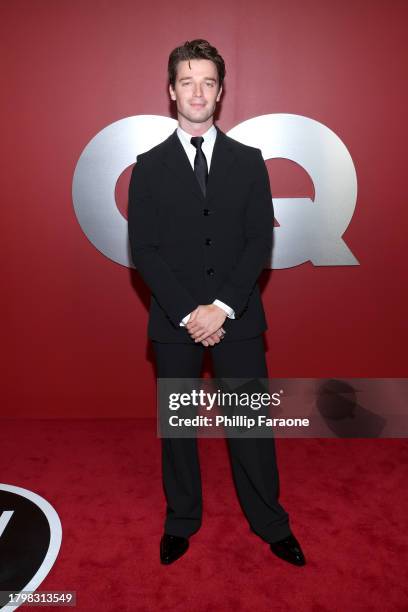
[186,115,210,124]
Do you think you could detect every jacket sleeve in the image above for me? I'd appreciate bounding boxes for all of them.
[128,157,198,327]
[215,149,273,317]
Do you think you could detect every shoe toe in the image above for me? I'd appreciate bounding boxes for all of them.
[160,534,189,565]
[270,534,306,566]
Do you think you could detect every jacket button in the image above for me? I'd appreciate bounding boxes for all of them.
[206,268,215,276]
[205,238,212,246]
[203,208,210,216]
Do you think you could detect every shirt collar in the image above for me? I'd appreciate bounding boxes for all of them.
[177,124,217,148]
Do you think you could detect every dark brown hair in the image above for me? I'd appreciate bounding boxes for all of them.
[168,39,226,89]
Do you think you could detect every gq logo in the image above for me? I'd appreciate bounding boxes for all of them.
[72,114,358,269]
[0,484,62,611]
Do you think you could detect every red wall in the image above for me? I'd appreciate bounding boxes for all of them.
[2,0,407,417]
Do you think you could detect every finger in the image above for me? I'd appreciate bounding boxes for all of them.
[206,335,218,345]
[187,322,203,333]
[191,327,208,339]
[187,328,200,338]
[195,331,213,343]
[188,325,202,335]
[188,308,200,322]
[190,332,204,342]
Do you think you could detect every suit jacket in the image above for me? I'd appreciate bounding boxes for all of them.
[127,126,274,343]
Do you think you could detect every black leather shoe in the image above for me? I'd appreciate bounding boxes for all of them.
[270,533,306,566]
[160,534,189,565]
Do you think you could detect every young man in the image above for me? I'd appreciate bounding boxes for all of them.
[128,39,306,566]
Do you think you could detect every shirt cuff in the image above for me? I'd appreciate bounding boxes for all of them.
[179,313,191,327]
[213,299,235,319]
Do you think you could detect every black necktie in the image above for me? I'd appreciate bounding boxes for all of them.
[190,136,208,196]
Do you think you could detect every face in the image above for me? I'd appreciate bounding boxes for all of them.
[169,59,222,132]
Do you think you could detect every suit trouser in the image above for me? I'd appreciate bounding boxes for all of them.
[152,335,291,544]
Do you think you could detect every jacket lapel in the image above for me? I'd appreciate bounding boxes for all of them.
[162,130,205,202]
[205,127,236,203]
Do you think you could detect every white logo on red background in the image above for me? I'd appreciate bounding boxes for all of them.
[72,114,358,269]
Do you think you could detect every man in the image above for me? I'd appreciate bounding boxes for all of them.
[128,39,306,566]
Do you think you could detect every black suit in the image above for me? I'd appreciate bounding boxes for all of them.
[128,127,291,543]
[128,127,271,343]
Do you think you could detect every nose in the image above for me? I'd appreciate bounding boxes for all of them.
[193,82,203,97]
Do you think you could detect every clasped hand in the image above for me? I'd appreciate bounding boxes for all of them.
[186,304,227,347]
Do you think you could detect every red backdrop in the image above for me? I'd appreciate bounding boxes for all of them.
[2,0,407,417]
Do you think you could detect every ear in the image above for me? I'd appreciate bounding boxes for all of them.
[169,83,176,101]
[216,85,223,102]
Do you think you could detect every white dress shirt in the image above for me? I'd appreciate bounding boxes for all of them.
[176,124,235,327]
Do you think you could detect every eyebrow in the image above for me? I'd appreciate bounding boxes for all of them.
[179,77,217,82]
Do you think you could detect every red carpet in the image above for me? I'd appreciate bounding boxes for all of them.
[2,419,408,611]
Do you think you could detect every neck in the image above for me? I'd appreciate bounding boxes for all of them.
[178,117,214,136]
